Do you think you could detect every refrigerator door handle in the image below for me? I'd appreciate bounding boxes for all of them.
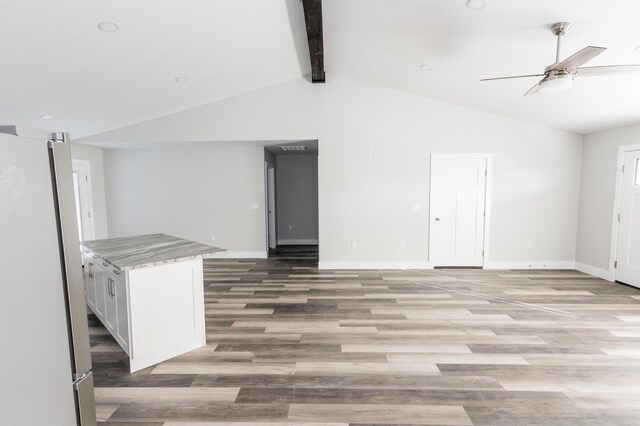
[48,133,93,375]
[48,133,97,425]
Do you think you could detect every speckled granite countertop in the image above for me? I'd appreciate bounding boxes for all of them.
[81,233,226,271]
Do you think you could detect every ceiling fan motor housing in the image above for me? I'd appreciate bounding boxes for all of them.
[551,22,572,36]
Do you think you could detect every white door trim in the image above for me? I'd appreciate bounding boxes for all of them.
[429,153,492,267]
[609,143,640,282]
[264,161,277,250]
[71,159,96,241]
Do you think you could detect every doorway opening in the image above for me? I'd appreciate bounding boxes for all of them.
[264,140,319,261]
[71,159,95,243]
[429,154,491,268]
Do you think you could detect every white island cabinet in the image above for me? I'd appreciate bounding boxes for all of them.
[81,234,224,373]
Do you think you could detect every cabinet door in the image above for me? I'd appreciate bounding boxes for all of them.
[104,276,117,333]
[94,267,107,321]
[113,277,130,354]
[85,260,97,311]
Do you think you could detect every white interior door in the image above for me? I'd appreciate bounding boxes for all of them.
[429,155,488,267]
[266,164,277,249]
[616,149,640,287]
[71,160,95,242]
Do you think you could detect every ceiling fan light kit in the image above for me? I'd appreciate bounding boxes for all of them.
[537,72,573,95]
[481,21,640,96]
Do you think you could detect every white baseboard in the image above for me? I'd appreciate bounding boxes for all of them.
[483,261,576,270]
[210,251,268,259]
[320,260,582,271]
[319,261,433,270]
[277,239,319,245]
[575,262,614,281]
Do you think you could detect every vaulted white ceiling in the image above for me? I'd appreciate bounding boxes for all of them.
[325,0,640,134]
[2,0,640,138]
[0,0,308,138]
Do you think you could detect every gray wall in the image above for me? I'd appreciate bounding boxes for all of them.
[70,143,109,239]
[103,144,267,256]
[276,154,319,244]
[577,123,640,272]
[81,75,583,268]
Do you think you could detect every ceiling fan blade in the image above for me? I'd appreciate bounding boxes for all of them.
[553,46,606,71]
[481,74,545,82]
[523,81,542,97]
[575,64,640,77]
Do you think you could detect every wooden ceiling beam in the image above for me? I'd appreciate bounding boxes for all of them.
[302,0,325,83]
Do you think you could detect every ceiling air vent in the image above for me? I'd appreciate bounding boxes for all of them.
[279,145,306,152]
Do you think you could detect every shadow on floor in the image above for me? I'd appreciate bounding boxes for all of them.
[268,244,318,261]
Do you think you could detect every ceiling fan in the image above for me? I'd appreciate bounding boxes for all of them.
[481,22,640,96]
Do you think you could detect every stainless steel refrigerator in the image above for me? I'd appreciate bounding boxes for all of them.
[0,126,97,425]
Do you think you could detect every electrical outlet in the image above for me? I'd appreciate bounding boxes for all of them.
[526,241,532,249]
[289,225,293,230]
[351,242,357,249]
[250,203,259,210]
[399,241,406,249]
[411,204,423,212]
[211,234,216,241]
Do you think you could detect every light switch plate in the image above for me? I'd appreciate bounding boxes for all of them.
[250,203,259,210]
[412,204,423,212]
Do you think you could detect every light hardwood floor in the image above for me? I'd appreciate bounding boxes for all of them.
[92,256,640,425]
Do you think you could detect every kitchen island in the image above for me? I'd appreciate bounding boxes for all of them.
[81,234,224,372]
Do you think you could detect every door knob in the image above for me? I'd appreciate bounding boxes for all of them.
[435,218,441,221]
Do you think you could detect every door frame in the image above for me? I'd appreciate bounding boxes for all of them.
[71,159,96,241]
[429,153,493,267]
[609,143,640,282]
[264,161,277,251]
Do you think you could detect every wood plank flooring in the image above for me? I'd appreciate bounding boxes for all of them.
[92,256,640,425]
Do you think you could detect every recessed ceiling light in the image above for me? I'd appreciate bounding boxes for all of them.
[466,0,487,10]
[40,114,54,120]
[419,64,433,71]
[174,77,189,83]
[98,21,119,32]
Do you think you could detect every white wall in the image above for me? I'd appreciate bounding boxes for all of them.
[103,145,267,257]
[276,154,318,244]
[70,143,109,239]
[576,123,640,278]
[82,75,583,269]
